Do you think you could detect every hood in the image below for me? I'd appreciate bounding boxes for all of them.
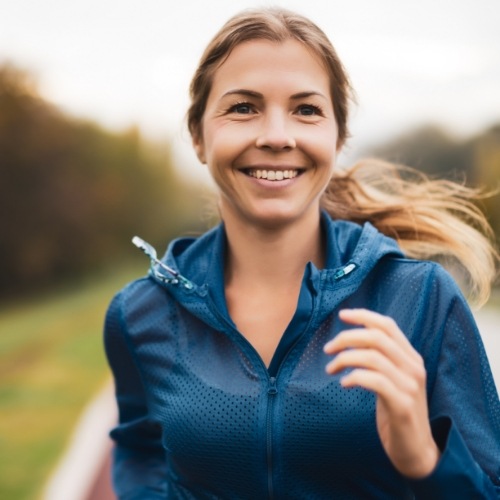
[161,212,403,286]
[136,211,404,329]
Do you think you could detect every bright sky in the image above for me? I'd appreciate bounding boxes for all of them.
[2,0,500,173]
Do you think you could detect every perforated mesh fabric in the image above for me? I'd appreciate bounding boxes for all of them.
[105,215,500,499]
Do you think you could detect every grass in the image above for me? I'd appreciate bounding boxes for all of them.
[0,266,145,500]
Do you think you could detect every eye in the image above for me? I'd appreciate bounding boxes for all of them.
[296,104,323,116]
[228,102,255,114]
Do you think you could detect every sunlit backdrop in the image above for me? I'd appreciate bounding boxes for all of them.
[2,0,500,174]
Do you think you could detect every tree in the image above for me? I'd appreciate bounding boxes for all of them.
[0,64,205,299]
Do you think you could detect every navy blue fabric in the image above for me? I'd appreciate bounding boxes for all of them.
[268,262,314,378]
[104,212,500,499]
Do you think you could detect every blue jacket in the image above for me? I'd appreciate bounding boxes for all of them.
[104,213,500,499]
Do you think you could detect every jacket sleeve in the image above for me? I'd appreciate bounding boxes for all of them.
[407,268,500,499]
[104,290,168,499]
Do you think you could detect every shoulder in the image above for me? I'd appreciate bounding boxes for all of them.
[107,275,160,312]
[364,257,471,346]
[375,256,462,300]
[105,275,177,340]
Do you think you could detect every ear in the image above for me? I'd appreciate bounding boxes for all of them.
[192,132,206,164]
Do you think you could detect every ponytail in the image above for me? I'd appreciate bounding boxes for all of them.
[321,159,499,307]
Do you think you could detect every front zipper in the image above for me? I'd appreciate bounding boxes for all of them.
[141,237,361,497]
[267,376,278,499]
[205,288,327,499]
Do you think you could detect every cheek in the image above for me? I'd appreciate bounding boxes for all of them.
[301,129,338,166]
[203,135,239,190]
[205,125,252,167]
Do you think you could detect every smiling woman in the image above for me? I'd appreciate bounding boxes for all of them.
[103,7,500,499]
[192,38,338,231]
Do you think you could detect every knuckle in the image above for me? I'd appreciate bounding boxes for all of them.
[415,365,427,383]
[414,352,425,366]
[397,395,415,418]
[382,316,397,331]
[366,350,378,365]
[411,357,427,383]
[406,379,420,397]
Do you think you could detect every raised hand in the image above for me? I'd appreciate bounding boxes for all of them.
[324,308,440,478]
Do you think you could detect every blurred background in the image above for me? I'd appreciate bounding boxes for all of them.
[1,0,499,498]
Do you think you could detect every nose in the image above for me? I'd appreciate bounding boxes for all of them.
[255,110,296,151]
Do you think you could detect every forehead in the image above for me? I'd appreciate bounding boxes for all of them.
[210,38,330,98]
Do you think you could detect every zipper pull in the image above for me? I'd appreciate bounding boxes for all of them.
[268,377,278,395]
[333,262,357,281]
[132,236,194,289]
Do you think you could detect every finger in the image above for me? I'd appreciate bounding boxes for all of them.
[325,348,416,393]
[327,347,397,377]
[338,309,421,362]
[340,367,398,398]
[325,329,421,373]
[341,368,438,478]
[341,368,425,418]
[324,328,414,369]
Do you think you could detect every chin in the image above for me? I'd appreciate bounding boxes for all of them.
[242,203,318,229]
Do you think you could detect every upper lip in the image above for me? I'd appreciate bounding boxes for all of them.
[241,164,304,171]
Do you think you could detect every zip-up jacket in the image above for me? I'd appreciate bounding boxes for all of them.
[104,213,500,499]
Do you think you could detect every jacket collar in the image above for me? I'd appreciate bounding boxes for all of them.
[154,211,404,326]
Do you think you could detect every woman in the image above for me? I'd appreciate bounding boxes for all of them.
[104,7,500,499]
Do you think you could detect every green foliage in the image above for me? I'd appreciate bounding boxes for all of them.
[0,63,206,300]
[0,266,142,500]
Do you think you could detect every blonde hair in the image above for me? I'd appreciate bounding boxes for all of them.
[322,160,498,306]
[187,7,498,306]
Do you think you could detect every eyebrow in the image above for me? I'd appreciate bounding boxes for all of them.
[222,89,263,99]
[221,89,328,101]
[290,91,328,101]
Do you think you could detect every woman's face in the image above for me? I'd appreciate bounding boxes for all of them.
[194,38,339,228]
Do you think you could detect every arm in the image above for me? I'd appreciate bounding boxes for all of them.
[323,278,500,497]
[408,283,500,498]
[104,290,167,499]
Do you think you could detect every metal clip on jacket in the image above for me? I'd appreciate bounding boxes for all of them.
[132,236,194,289]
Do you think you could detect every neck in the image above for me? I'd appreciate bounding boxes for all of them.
[222,208,325,290]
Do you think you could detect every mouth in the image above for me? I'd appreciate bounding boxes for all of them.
[242,168,304,181]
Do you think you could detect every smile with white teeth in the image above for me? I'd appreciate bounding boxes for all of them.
[246,169,300,181]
